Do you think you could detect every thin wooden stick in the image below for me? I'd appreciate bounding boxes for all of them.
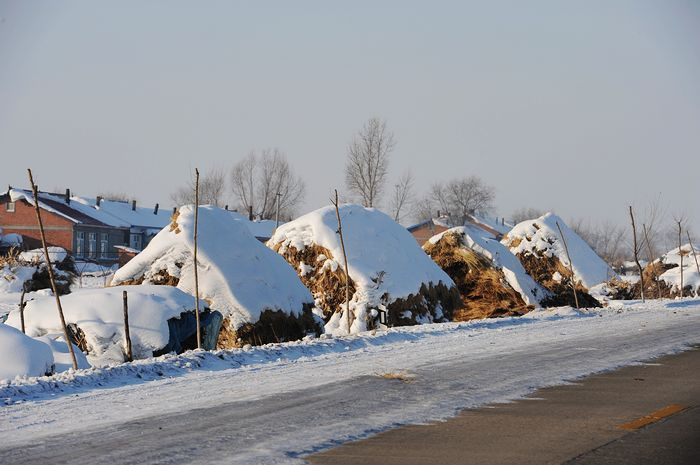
[19,289,26,334]
[678,221,683,297]
[556,221,579,309]
[332,190,352,333]
[123,290,133,362]
[193,168,202,349]
[687,231,700,297]
[27,169,78,370]
[629,207,645,303]
[642,224,661,299]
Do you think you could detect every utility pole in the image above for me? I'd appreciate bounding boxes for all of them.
[275,192,282,228]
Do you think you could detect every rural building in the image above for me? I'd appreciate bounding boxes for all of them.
[0,188,172,263]
[407,214,510,246]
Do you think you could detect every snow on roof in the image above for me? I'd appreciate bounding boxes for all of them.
[225,211,278,239]
[72,197,173,230]
[469,214,513,236]
[269,204,455,305]
[503,213,616,289]
[7,189,127,227]
[4,285,207,365]
[111,206,313,329]
[655,243,700,294]
[429,225,547,307]
[0,324,54,380]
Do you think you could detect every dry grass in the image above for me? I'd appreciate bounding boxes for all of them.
[376,371,416,383]
[424,231,531,321]
[270,242,356,321]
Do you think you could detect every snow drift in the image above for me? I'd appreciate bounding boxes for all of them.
[268,204,460,335]
[111,206,319,346]
[425,226,548,320]
[645,243,700,297]
[5,285,214,366]
[501,213,614,307]
[0,324,54,380]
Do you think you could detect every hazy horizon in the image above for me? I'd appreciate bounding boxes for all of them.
[1,1,698,236]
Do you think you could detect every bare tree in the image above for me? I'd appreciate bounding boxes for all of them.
[97,192,131,202]
[430,176,495,225]
[629,206,645,303]
[511,207,546,224]
[344,117,395,207]
[389,170,414,223]
[570,219,628,267]
[170,167,227,207]
[230,148,306,220]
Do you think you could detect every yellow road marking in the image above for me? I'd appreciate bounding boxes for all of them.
[618,404,687,430]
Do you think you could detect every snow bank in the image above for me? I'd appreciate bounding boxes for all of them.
[5,285,207,365]
[0,324,54,380]
[111,206,314,333]
[428,225,547,307]
[269,204,459,334]
[503,213,616,289]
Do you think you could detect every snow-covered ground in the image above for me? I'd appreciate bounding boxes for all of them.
[1,298,699,464]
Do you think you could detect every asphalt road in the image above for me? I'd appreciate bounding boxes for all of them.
[1,338,698,464]
[308,346,700,465]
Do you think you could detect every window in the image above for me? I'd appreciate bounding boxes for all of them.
[5,202,15,212]
[130,233,142,251]
[76,232,85,257]
[88,232,97,258]
[100,233,109,259]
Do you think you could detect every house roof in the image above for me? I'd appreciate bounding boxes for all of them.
[2,189,120,228]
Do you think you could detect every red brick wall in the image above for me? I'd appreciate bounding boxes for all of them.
[0,199,74,252]
[411,224,448,247]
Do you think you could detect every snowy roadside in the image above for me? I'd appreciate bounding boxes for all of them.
[1,299,699,459]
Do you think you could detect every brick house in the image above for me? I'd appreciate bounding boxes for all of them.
[0,188,172,263]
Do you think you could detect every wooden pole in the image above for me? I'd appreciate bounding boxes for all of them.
[332,190,352,334]
[628,207,645,303]
[687,231,700,297]
[19,289,26,334]
[193,168,202,349]
[642,224,661,299]
[122,290,133,362]
[27,169,78,370]
[678,221,683,297]
[556,221,579,309]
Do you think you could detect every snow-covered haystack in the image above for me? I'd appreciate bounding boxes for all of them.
[5,285,218,366]
[424,226,548,320]
[0,247,75,295]
[501,213,614,307]
[0,324,54,379]
[268,205,460,335]
[111,206,319,347]
[644,243,700,297]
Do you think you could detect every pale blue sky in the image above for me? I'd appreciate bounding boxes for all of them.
[1,1,699,233]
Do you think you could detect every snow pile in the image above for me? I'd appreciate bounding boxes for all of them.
[36,335,90,372]
[649,243,700,297]
[425,226,548,320]
[19,247,68,264]
[0,232,22,248]
[502,213,614,307]
[504,213,615,288]
[0,247,75,295]
[5,285,208,366]
[111,206,318,346]
[0,324,54,380]
[268,204,460,335]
